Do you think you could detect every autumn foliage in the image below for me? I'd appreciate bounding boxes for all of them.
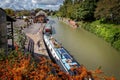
[0,50,116,80]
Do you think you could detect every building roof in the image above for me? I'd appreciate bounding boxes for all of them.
[7,15,16,22]
[36,10,47,17]
[0,8,16,22]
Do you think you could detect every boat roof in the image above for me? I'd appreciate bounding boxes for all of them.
[57,48,72,59]
[56,48,78,70]
[46,23,52,27]
[45,23,52,29]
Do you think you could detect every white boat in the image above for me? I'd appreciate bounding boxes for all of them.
[44,23,52,34]
[43,34,80,75]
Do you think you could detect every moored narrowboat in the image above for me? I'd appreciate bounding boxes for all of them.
[44,35,80,75]
[44,24,52,34]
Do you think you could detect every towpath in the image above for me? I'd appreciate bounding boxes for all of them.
[23,23,49,58]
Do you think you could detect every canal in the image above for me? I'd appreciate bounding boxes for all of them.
[49,17,120,79]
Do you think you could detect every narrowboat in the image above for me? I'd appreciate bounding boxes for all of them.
[44,34,80,75]
[44,24,52,34]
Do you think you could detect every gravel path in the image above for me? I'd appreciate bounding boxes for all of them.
[13,19,49,58]
[23,23,41,34]
[24,23,49,57]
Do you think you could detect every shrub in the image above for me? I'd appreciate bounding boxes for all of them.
[81,20,120,51]
[112,40,120,51]
[0,49,116,79]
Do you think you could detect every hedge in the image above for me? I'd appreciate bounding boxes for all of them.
[80,20,120,51]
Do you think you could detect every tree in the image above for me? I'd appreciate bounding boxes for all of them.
[77,0,97,21]
[15,10,31,17]
[58,5,67,17]
[57,0,97,21]
[58,0,77,18]
[22,10,30,16]
[68,3,81,20]
[63,0,73,5]
[4,8,15,16]
[94,0,120,24]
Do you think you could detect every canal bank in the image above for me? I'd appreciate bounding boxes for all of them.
[23,23,49,58]
[59,17,120,52]
[58,17,79,29]
[50,17,120,79]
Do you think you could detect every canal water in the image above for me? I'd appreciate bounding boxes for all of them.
[49,17,120,79]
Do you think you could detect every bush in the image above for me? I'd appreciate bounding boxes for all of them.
[112,40,120,51]
[0,49,6,60]
[0,49,116,79]
[81,20,120,51]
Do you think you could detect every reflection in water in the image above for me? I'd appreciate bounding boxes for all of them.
[52,26,56,35]
[49,17,120,79]
[48,19,56,25]
[47,19,56,34]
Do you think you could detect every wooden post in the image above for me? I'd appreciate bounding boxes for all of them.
[11,21,14,50]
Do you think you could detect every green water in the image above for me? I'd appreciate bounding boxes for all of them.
[50,18,120,79]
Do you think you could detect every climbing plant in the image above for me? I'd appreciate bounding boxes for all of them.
[14,27,26,50]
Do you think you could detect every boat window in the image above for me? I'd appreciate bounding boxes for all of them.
[51,48,52,52]
[59,48,66,54]
[64,54,71,59]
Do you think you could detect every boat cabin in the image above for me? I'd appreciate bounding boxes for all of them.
[44,24,52,34]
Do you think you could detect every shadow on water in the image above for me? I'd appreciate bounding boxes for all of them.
[47,19,56,35]
[48,19,56,25]
[52,26,56,35]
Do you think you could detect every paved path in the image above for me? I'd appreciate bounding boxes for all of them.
[24,23,49,57]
